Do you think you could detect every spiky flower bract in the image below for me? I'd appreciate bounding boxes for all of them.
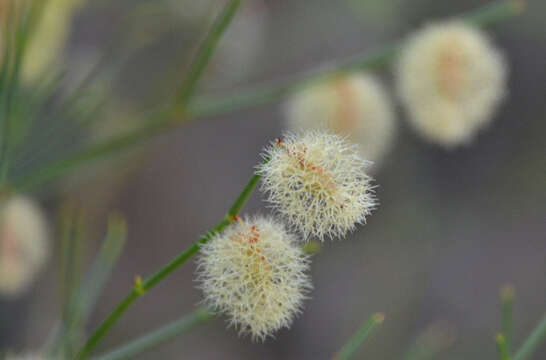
[284,73,396,166]
[258,131,376,241]
[197,216,311,341]
[0,195,49,296]
[396,21,507,147]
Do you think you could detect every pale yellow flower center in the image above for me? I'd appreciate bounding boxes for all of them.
[230,225,272,300]
[277,141,344,208]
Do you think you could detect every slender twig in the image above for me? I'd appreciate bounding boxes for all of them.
[333,313,385,360]
[44,204,87,358]
[513,314,546,360]
[0,2,21,182]
[10,0,524,192]
[0,0,47,182]
[58,206,85,332]
[74,214,127,325]
[496,333,511,360]
[501,284,515,355]
[75,166,262,359]
[172,0,242,109]
[93,307,212,360]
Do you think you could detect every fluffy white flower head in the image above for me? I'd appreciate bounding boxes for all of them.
[197,216,311,341]
[258,131,376,241]
[285,73,396,166]
[0,195,49,296]
[396,21,507,147]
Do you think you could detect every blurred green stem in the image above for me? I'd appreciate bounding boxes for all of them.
[11,0,523,191]
[333,313,385,360]
[49,214,127,358]
[496,333,511,360]
[501,284,515,355]
[75,166,262,359]
[0,0,47,182]
[93,307,212,360]
[513,314,546,360]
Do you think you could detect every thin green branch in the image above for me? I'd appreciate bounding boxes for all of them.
[59,207,85,328]
[501,284,515,355]
[75,165,262,359]
[75,214,127,324]
[173,0,242,109]
[93,307,212,360]
[52,205,86,359]
[0,1,20,182]
[496,333,511,360]
[0,0,47,182]
[333,313,385,360]
[10,0,523,192]
[513,314,546,360]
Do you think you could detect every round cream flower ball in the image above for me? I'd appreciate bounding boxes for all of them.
[197,216,311,341]
[284,73,396,166]
[396,21,507,147]
[0,195,49,296]
[258,131,376,241]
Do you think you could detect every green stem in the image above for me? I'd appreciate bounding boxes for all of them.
[93,307,212,360]
[0,0,47,183]
[0,2,18,183]
[496,333,511,360]
[513,314,546,360]
[173,0,242,109]
[10,0,523,192]
[75,167,262,359]
[333,313,385,360]
[501,284,515,355]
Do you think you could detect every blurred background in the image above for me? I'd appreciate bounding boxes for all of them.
[1,0,545,359]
